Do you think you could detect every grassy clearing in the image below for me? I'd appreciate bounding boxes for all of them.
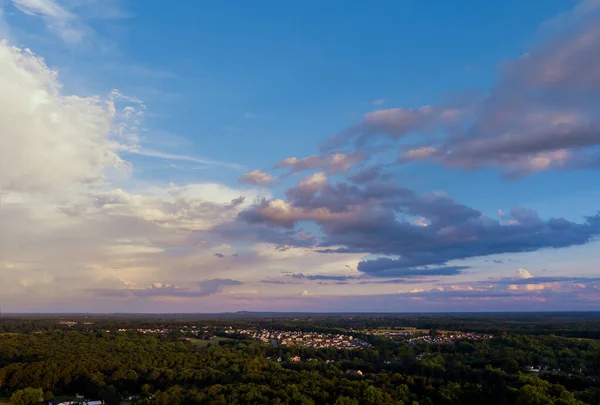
[189,336,236,347]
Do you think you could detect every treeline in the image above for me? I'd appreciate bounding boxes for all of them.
[2,313,600,338]
[0,330,599,404]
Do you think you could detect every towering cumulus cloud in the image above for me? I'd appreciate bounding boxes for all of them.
[0,41,129,194]
[0,42,255,311]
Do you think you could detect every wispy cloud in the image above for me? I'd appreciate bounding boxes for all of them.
[10,0,90,44]
[130,148,245,170]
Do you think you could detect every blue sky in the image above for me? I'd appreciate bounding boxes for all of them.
[0,0,598,312]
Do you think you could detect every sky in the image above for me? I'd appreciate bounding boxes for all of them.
[0,0,599,313]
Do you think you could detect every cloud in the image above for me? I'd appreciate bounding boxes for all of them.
[238,171,600,275]
[324,1,600,177]
[516,268,534,279]
[2,0,600,312]
[260,279,290,285]
[60,185,259,232]
[0,41,283,311]
[400,267,600,302]
[290,273,355,281]
[131,279,242,298]
[274,152,363,175]
[9,0,91,44]
[238,169,274,185]
[130,148,244,170]
[356,262,468,278]
[357,278,435,285]
[0,42,135,194]
[323,106,461,150]
[486,274,600,286]
[399,4,600,176]
[261,274,435,285]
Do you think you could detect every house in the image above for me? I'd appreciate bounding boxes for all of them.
[291,356,301,362]
[76,394,85,400]
[346,369,363,376]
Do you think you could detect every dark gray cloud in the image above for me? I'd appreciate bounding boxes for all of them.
[237,172,600,277]
[214,253,225,258]
[357,263,468,278]
[260,279,290,285]
[230,196,246,206]
[356,278,437,285]
[210,219,315,247]
[290,273,355,281]
[261,274,437,285]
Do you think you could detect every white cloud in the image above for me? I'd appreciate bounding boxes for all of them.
[516,268,534,279]
[10,0,90,44]
[0,42,272,310]
[0,41,128,194]
[11,0,70,18]
[130,148,244,170]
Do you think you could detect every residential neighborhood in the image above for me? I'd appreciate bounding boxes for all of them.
[224,328,372,349]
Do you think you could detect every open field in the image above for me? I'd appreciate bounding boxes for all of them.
[188,336,235,347]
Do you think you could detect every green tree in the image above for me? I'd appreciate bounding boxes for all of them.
[363,386,385,405]
[151,391,170,405]
[334,396,359,405]
[43,391,55,401]
[517,385,553,405]
[10,388,44,405]
[100,385,121,405]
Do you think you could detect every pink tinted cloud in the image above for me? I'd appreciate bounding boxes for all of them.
[328,1,600,177]
[239,169,274,185]
[275,152,363,175]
